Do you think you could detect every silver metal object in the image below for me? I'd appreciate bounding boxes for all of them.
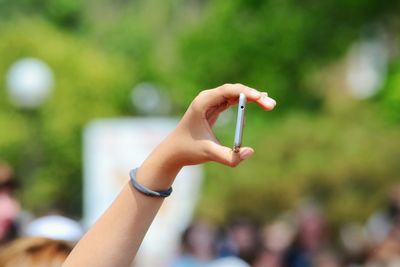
[233,93,246,153]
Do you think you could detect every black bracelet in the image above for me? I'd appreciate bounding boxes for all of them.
[129,168,173,197]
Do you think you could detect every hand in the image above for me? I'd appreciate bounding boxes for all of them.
[63,84,275,267]
[166,83,276,168]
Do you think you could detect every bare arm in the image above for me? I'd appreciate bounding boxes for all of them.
[62,83,276,267]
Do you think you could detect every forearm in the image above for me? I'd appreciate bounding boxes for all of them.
[63,139,181,267]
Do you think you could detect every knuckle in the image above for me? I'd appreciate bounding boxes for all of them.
[220,83,232,90]
[190,100,202,114]
[197,90,208,99]
[234,83,247,91]
[194,90,207,102]
[191,90,208,111]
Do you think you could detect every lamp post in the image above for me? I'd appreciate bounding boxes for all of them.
[5,57,55,185]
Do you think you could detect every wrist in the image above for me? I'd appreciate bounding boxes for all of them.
[135,137,183,192]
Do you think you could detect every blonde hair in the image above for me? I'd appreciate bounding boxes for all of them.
[0,237,73,267]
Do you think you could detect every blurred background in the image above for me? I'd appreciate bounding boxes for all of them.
[1,0,400,266]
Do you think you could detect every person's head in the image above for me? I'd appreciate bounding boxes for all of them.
[296,202,327,252]
[0,237,73,267]
[261,219,295,253]
[0,162,20,243]
[181,221,216,260]
[228,218,260,264]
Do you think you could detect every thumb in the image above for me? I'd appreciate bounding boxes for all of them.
[207,142,254,167]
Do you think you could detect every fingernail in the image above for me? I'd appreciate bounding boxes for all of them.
[240,149,253,160]
[262,97,276,107]
[268,98,276,106]
[250,88,261,98]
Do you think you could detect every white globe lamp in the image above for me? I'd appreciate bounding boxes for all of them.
[6,58,54,109]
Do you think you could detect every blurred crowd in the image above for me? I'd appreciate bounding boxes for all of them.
[0,162,82,266]
[2,160,400,267]
[171,189,400,267]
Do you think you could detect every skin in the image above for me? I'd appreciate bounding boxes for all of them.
[62,83,276,267]
[0,188,20,242]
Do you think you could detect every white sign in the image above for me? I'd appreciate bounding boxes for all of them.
[83,118,203,266]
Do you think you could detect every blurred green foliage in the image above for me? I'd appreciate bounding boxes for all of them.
[0,0,400,231]
[0,18,133,215]
[202,105,400,226]
[382,62,400,122]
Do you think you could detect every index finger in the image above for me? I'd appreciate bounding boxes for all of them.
[201,83,276,110]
